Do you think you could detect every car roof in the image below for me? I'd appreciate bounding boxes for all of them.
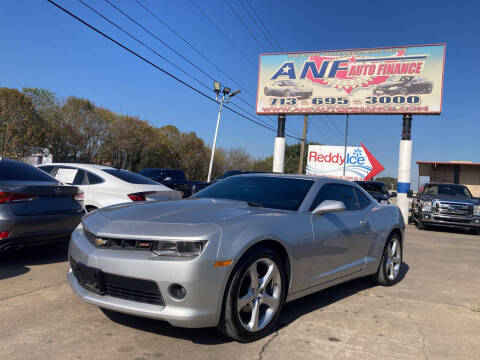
[237,172,358,185]
[355,180,385,185]
[42,163,114,170]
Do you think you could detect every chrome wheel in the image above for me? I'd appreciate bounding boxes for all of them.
[236,258,282,332]
[385,238,402,281]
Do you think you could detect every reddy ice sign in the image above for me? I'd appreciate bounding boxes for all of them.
[257,44,445,115]
[306,144,384,180]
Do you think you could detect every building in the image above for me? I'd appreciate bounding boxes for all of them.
[417,161,480,197]
[23,149,53,166]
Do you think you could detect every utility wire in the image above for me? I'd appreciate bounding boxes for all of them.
[81,0,294,137]
[46,0,304,141]
[237,0,280,52]
[188,0,257,70]
[223,0,266,52]
[128,0,299,137]
[134,0,278,127]
[245,0,283,52]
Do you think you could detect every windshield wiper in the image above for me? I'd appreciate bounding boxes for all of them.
[247,201,263,208]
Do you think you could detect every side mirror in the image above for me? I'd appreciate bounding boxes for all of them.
[407,190,414,198]
[312,200,346,215]
[389,192,397,198]
[164,177,172,182]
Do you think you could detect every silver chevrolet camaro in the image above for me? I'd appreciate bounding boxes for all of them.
[68,174,405,342]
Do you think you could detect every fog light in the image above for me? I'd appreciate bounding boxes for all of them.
[168,284,186,300]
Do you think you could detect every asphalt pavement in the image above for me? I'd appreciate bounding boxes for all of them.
[1,225,479,359]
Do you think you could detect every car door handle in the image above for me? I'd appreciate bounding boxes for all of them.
[360,218,369,226]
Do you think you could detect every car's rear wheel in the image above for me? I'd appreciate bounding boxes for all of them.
[373,233,403,286]
[415,219,426,230]
[218,247,286,342]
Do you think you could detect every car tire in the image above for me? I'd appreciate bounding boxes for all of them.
[373,233,403,286]
[415,219,425,230]
[283,90,291,98]
[218,246,286,342]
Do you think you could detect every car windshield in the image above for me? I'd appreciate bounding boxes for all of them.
[193,176,314,211]
[423,184,472,197]
[284,80,297,86]
[388,75,402,82]
[103,169,159,184]
[356,182,387,195]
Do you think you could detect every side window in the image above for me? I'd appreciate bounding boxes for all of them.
[72,170,88,185]
[354,188,371,210]
[310,184,359,211]
[87,172,103,185]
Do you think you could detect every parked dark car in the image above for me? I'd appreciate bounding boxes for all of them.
[264,80,313,98]
[355,181,396,204]
[373,76,433,96]
[411,183,480,232]
[138,168,208,198]
[0,158,85,252]
[219,170,260,179]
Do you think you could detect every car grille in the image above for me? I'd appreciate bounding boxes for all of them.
[84,230,155,250]
[432,201,473,217]
[70,257,165,306]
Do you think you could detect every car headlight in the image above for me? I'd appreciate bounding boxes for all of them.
[421,200,432,212]
[389,86,399,90]
[474,205,480,216]
[152,240,207,257]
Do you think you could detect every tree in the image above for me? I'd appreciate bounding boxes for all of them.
[258,142,322,174]
[375,176,398,190]
[0,88,45,159]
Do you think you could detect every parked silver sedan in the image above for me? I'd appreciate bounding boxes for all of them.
[68,174,405,342]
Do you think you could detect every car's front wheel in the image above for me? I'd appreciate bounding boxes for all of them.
[218,247,286,342]
[373,233,403,286]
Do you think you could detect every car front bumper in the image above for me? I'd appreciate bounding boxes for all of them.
[67,226,230,328]
[420,212,480,228]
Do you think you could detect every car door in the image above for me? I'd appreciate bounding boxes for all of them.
[310,183,372,285]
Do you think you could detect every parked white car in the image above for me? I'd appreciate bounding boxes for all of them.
[38,163,181,212]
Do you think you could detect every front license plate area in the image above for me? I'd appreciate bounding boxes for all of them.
[76,263,105,295]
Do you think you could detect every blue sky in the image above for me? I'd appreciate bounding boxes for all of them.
[1,0,478,187]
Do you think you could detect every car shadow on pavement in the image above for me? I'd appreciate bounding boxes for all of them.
[101,262,409,344]
[277,262,410,331]
[101,308,232,345]
[0,242,68,281]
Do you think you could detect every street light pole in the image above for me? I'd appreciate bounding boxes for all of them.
[207,82,240,183]
[207,95,225,183]
[343,114,349,177]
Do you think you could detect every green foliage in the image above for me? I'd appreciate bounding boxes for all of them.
[375,176,398,190]
[0,88,45,159]
[4,86,320,180]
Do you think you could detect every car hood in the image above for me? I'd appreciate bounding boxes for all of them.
[82,198,280,239]
[420,194,479,204]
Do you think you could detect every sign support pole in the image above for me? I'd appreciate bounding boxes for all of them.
[273,114,286,173]
[343,114,349,176]
[397,114,413,223]
[298,114,308,174]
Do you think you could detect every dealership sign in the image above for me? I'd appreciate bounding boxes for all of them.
[257,44,445,115]
[306,144,384,180]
